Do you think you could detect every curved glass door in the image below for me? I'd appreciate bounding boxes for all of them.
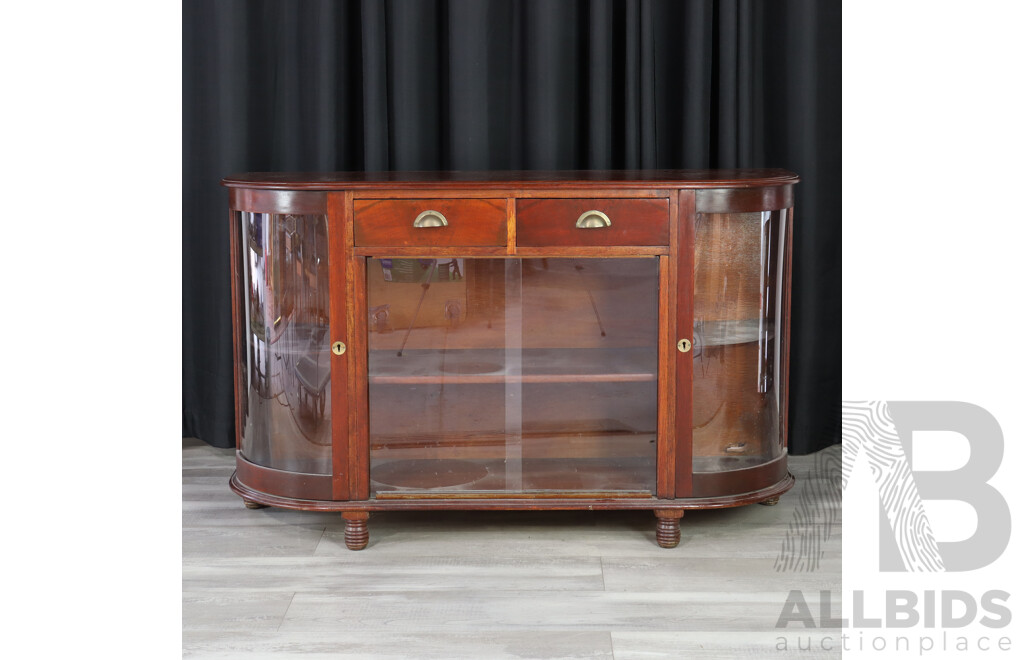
[692,209,789,491]
[235,211,332,474]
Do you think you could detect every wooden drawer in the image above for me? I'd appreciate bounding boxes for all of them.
[354,199,507,247]
[516,198,670,247]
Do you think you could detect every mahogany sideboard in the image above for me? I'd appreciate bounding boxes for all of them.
[221,170,798,550]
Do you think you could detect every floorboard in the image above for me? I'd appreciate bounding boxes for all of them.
[183,438,841,658]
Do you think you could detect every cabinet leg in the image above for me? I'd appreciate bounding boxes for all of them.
[342,512,370,550]
[654,510,684,548]
[243,499,267,510]
[759,496,782,506]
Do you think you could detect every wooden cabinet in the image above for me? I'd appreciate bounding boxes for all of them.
[223,170,798,549]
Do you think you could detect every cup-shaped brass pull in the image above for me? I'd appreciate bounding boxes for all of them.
[576,210,612,229]
[413,210,448,228]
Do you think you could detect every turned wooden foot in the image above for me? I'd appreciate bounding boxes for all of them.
[342,512,370,550]
[654,510,685,548]
[759,496,781,506]
[243,499,267,509]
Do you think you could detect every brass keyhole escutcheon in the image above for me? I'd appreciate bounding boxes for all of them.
[332,341,347,356]
[677,338,692,353]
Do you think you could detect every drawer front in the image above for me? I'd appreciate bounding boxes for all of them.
[516,198,670,247]
[354,199,507,247]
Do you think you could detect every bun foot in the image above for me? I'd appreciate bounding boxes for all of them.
[342,512,370,550]
[243,499,267,509]
[759,496,781,506]
[654,510,685,548]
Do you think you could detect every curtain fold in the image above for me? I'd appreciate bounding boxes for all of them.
[183,0,840,454]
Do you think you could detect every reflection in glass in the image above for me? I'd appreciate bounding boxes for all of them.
[693,210,788,474]
[367,258,659,494]
[237,212,332,474]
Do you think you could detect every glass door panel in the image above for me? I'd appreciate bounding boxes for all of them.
[692,210,788,476]
[367,257,659,495]
[236,211,332,474]
[519,258,658,492]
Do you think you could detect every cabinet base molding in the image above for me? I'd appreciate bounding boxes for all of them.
[230,471,794,549]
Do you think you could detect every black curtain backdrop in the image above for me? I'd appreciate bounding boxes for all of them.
[183,0,840,454]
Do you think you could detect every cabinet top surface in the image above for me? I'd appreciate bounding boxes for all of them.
[222,169,798,190]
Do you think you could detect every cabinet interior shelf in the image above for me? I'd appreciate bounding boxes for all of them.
[370,456,656,494]
[368,346,657,385]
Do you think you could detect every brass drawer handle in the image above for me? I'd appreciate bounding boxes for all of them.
[576,210,611,229]
[413,210,448,228]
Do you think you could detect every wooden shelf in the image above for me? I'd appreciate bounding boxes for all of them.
[371,430,656,457]
[368,346,657,384]
[693,454,778,473]
[370,456,657,494]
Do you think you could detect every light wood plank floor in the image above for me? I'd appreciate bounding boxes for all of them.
[184,438,841,659]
